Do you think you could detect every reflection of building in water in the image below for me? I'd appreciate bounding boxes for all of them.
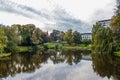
[81,33,92,40]
[98,19,111,27]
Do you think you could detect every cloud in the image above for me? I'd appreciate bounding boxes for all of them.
[0,0,115,33]
[6,60,108,80]
[0,0,50,21]
[116,0,120,4]
[88,1,115,25]
[0,0,90,33]
[43,7,90,33]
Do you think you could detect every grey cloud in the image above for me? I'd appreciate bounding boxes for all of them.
[0,0,49,20]
[89,2,115,26]
[0,0,90,33]
[116,0,120,4]
[44,7,90,33]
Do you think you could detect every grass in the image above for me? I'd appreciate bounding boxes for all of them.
[0,53,11,58]
[18,46,30,52]
[17,43,92,52]
[44,43,91,50]
[44,43,63,49]
[114,51,120,56]
[63,44,91,50]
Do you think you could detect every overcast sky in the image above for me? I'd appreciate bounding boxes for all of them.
[0,0,117,33]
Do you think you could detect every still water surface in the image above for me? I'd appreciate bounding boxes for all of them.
[0,49,119,80]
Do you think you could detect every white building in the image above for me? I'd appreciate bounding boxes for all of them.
[81,33,92,40]
[98,19,111,27]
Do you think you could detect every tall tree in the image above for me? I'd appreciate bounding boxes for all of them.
[64,29,74,44]
[92,22,104,42]
[0,27,8,53]
[4,26,20,52]
[41,31,50,43]
[110,4,120,51]
[50,30,60,41]
[30,28,43,45]
[17,24,35,45]
[73,31,82,44]
[92,23,113,53]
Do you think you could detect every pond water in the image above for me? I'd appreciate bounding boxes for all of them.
[0,49,120,80]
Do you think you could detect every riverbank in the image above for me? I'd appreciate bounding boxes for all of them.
[0,53,11,58]
[114,51,120,56]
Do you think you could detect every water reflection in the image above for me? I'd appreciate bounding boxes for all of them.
[49,49,82,65]
[0,49,88,78]
[92,53,120,80]
[1,50,118,80]
[0,52,50,78]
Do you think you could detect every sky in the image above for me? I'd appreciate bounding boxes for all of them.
[0,0,117,33]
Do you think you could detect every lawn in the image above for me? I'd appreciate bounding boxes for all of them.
[18,46,30,52]
[44,43,91,50]
[0,53,11,58]
[44,43,63,49]
[114,51,120,56]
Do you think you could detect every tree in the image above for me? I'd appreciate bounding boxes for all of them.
[110,4,120,52]
[50,30,60,41]
[11,24,43,46]
[64,29,74,45]
[4,26,20,53]
[73,31,82,44]
[92,22,104,43]
[50,30,65,42]
[30,28,43,45]
[59,31,65,41]
[92,23,113,53]
[0,27,8,53]
[82,39,91,45]
[18,24,35,45]
[41,31,50,43]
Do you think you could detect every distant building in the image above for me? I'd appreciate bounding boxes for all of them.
[98,19,111,27]
[81,33,92,40]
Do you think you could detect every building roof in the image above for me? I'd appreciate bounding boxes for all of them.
[98,19,111,22]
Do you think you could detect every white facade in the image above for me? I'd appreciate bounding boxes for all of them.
[81,33,92,40]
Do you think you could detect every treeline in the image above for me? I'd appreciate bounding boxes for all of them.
[92,4,120,54]
[0,24,86,53]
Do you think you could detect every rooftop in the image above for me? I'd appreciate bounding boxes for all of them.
[98,19,111,22]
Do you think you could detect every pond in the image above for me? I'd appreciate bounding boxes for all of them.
[0,49,120,80]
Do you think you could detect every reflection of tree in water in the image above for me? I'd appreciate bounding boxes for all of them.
[0,52,50,78]
[61,49,82,65]
[113,58,120,80]
[50,50,65,64]
[92,53,120,80]
[48,49,82,65]
[0,49,83,78]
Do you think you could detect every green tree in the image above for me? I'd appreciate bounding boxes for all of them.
[4,26,20,53]
[73,31,82,44]
[50,30,60,41]
[82,39,91,45]
[0,27,8,53]
[41,31,50,43]
[92,23,113,53]
[110,4,120,52]
[19,24,35,45]
[64,29,74,45]
[92,22,104,43]
[30,28,43,45]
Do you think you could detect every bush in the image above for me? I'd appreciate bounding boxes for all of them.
[43,44,48,50]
